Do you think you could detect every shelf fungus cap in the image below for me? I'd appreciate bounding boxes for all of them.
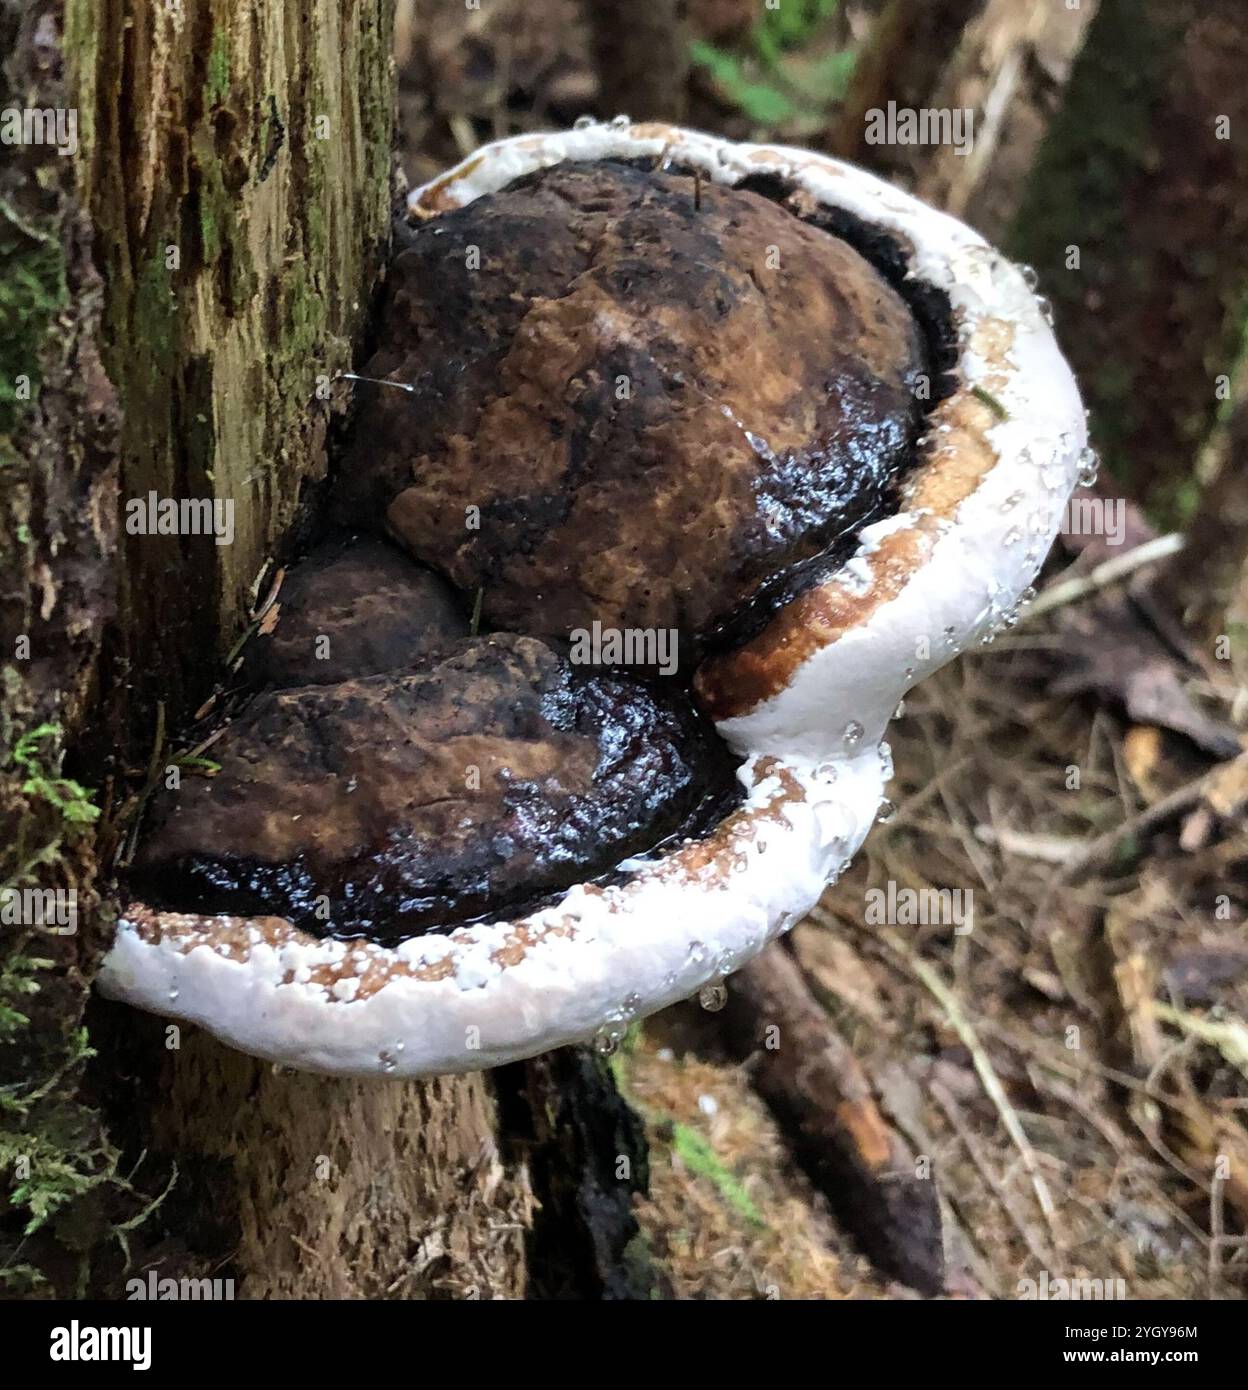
[99,123,1085,1077]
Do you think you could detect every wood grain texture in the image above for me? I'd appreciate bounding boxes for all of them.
[77,0,396,731]
[147,1027,531,1299]
[3,0,545,1300]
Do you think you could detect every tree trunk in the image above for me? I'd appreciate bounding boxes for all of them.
[588,0,689,124]
[1,0,121,1299]
[825,0,989,171]
[827,0,1096,246]
[2,0,581,1300]
[910,0,1095,239]
[1008,0,1248,524]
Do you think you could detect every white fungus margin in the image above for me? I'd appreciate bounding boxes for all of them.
[98,123,1085,1076]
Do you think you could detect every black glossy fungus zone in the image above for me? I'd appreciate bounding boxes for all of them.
[132,635,741,944]
[243,535,469,689]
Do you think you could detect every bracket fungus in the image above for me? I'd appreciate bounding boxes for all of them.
[100,122,1086,1076]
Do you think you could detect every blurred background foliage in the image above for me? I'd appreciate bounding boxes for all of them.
[690,0,855,130]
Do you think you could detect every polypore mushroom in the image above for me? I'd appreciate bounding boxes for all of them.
[99,123,1086,1076]
[242,536,468,688]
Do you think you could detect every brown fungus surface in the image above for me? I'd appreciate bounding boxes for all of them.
[133,634,737,943]
[243,537,469,689]
[335,158,927,666]
[134,159,936,944]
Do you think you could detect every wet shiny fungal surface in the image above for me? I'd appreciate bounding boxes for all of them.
[243,536,469,688]
[336,159,930,666]
[132,158,943,945]
[133,635,739,944]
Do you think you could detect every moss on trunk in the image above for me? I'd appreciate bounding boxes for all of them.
[74,0,396,733]
[1,0,550,1300]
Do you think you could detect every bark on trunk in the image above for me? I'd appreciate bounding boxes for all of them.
[1,0,121,1299]
[2,0,552,1300]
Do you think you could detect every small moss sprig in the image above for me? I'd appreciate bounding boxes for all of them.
[690,0,854,130]
[10,723,99,827]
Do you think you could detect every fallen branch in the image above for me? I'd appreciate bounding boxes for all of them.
[1027,533,1186,620]
[722,943,945,1294]
[1047,771,1208,887]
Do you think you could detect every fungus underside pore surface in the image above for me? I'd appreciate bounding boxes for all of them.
[130,158,956,947]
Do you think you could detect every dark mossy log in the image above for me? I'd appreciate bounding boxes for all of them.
[1150,388,1248,674]
[501,1047,661,1300]
[78,0,395,735]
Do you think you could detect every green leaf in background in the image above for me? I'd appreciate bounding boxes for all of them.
[689,39,798,126]
[756,0,840,66]
[691,2,854,131]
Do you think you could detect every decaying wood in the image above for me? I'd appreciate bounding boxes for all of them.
[506,1048,659,1300]
[80,0,396,737]
[116,1020,533,1300]
[721,943,944,1294]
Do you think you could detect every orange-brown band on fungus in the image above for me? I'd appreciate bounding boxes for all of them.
[413,154,487,215]
[693,322,1014,721]
[693,524,935,719]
